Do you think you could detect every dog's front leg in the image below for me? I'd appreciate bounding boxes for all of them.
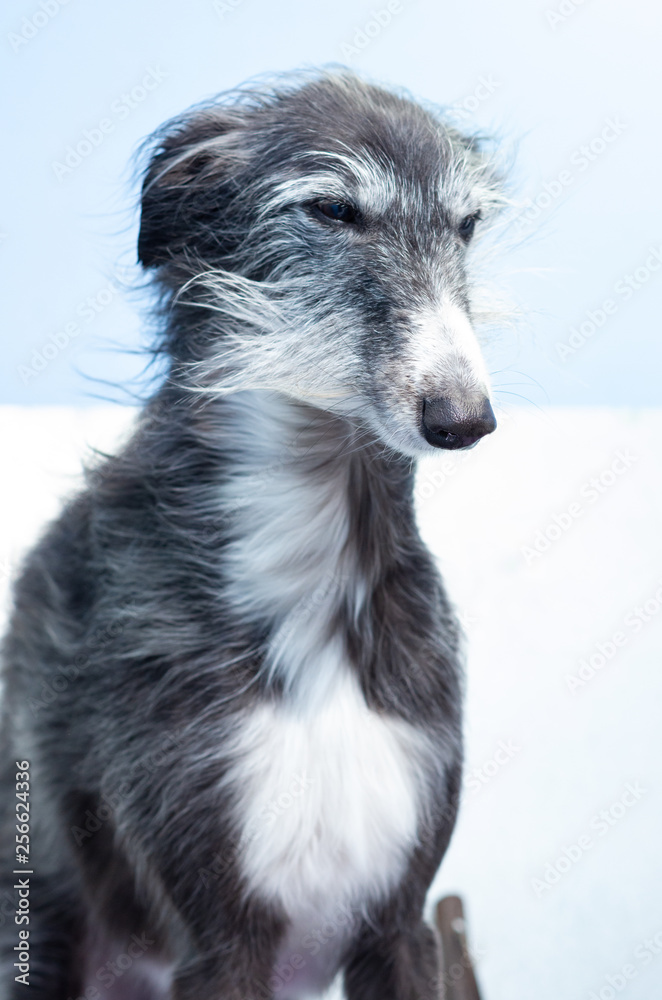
[343,920,441,1000]
[171,944,277,1000]
[164,862,284,1000]
[109,764,285,1000]
[166,895,284,1000]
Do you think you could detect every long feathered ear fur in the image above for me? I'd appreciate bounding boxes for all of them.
[137,106,251,268]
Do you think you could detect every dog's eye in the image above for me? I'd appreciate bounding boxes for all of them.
[312,201,359,224]
[458,211,481,242]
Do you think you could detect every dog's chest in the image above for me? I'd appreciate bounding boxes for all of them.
[219,399,435,916]
[230,658,431,919]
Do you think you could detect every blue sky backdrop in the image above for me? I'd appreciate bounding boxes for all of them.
[1,0,660,406]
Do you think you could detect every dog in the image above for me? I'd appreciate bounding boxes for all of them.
[0,71,504,999]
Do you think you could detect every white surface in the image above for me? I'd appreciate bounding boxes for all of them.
[1,404,661,999]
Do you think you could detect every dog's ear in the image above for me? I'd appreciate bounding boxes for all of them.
[137,108,250,268]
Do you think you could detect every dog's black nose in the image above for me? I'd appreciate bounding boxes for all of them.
[421,395,496,450]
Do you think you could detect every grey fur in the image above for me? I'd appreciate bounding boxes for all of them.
[0,71,505,999]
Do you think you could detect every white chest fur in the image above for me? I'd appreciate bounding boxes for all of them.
[229,653,432,920]
[218,394,436,922]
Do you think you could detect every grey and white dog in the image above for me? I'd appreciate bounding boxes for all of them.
[0,72,504,999]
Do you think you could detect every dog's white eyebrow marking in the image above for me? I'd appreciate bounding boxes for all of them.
[437,148,507,220]
[262,150,399,218]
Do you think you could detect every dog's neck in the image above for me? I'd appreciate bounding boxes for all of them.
[213,390,416,699]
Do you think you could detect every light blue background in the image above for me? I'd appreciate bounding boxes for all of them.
[1,0,660,406]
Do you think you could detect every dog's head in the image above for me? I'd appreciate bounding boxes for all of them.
[138,72,505,456]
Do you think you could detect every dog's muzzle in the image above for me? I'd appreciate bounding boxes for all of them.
[421,394,496,450]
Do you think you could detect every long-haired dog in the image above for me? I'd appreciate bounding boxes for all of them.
[0,72,504,999]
